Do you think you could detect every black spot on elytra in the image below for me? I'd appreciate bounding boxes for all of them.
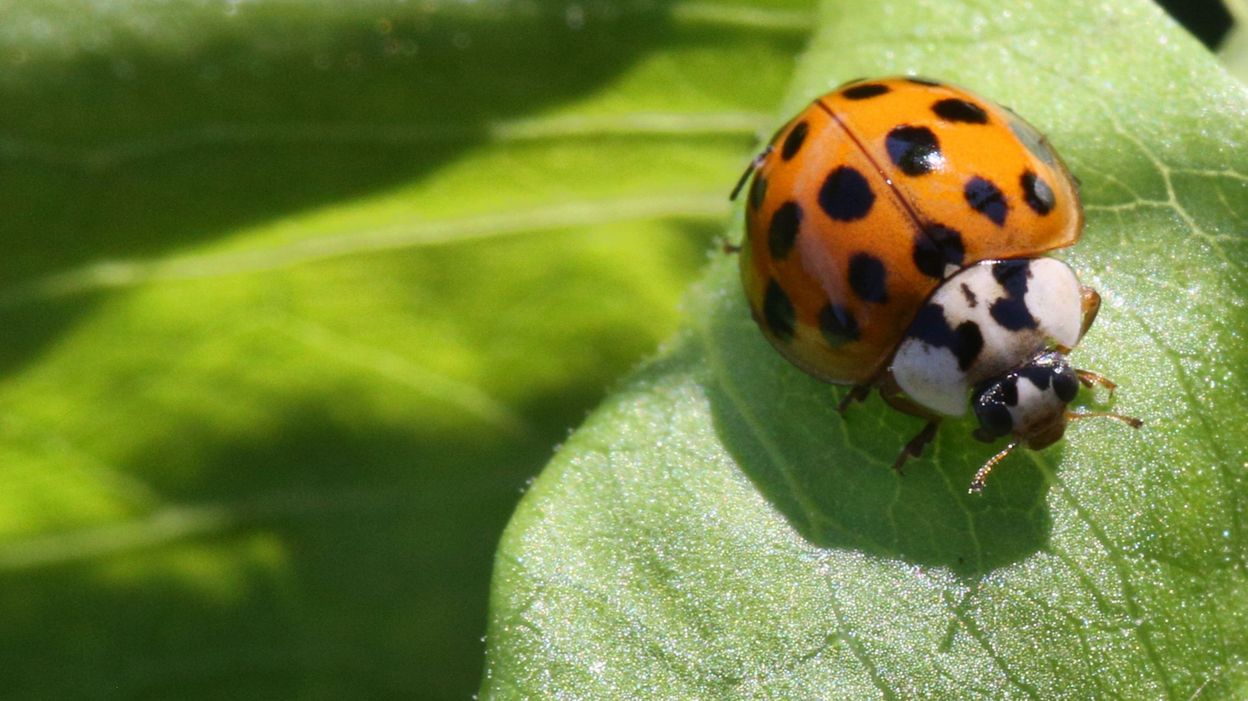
[989,260,1038,331]
[818,304,859,346]
[819,166,875,221]
[907,303,984,371]
[886,125,944,176]
[781,121,809,161]
[1021,170,1055,215]
[768,202,802,259]
[960,283,978,308]
[932,98,988,124]
[848,253,888,303]
[763,280,796,340]
[912,224,965,279]
[965,176,1008,226]
[904,76,943,87]
[749,175,768,211]
[1053,371,1079,402]
[842,83,890,100]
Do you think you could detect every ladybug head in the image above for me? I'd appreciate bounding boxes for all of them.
[970,350,1080,450]
[965,350,1142,493]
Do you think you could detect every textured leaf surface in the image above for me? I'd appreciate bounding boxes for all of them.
[0,1,810,697]
[483,0,1248,698]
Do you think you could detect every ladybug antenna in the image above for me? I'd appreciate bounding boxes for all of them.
[1064,410,1143,429]
[729,146,772,201]
[968,440,1020,494]
[969,412,1142,494]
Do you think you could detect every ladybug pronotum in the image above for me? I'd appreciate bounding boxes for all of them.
[731,76,1141,493]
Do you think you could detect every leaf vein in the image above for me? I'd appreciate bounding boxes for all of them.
[1032,454,1179,700]
[0,112,768,169]
[276,316,537,440]
[0,194,729,308]
[942,588,1043,700]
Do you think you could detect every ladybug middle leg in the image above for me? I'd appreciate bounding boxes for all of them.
[876,378,944,473]
[724,145,773,255]
[891,420,940,473]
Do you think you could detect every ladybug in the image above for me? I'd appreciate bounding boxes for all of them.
[731,76,1140,492]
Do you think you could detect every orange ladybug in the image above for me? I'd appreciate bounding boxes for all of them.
[732,77,1140,492]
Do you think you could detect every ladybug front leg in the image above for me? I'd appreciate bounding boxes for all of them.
[1078,285,1101,342]
[1066,286,1121,399]
[1075,368,1118,396]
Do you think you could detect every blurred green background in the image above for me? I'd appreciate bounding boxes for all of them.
[0,0,1233,698]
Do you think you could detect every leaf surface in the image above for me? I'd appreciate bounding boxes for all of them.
[483,1,1248,698]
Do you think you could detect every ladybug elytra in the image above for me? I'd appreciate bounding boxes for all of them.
[732,76,1140,492]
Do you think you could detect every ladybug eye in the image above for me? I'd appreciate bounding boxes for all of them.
[974,400,1014,438]
[1053,370,1079,403]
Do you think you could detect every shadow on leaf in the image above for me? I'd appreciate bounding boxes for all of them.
[701,265,1055,578]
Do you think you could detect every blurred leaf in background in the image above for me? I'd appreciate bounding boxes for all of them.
[483,0,1248,698]
[0,0,812,697]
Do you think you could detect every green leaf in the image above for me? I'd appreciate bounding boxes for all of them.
[0,1,811,697]
[483,1,1248,698]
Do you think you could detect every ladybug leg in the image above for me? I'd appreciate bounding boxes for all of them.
[891,420,939,474]
[725,145,773,254]
[835,384,871,414]
[1057,287,1119,399]
[873,377,943,474]
[1075,368,1118,397]
[1078,286,1101,341]
[876,378,943,422]
[728,145,773,201]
